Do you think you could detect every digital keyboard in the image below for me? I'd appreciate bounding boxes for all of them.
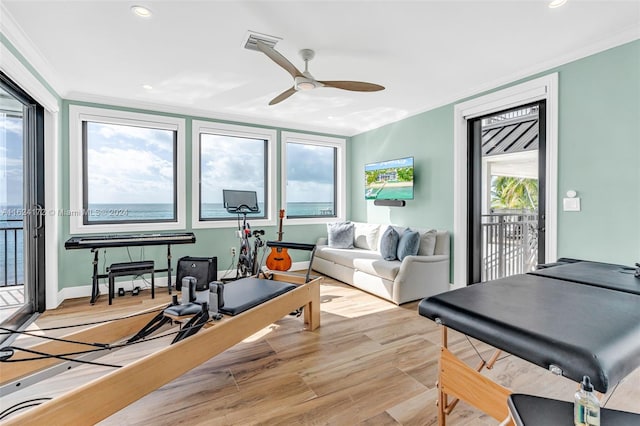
[64,232,196,304]
[65,232,196,249]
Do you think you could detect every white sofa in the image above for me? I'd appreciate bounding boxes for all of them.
[312,222,450,304]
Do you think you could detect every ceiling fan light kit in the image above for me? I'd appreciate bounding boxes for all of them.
[295,77,317,91]
[255,41,384,105]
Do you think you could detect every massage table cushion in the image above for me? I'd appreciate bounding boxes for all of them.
[418,273,640,393]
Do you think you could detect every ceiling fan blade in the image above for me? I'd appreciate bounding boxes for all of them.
[256,41,304,79]
[269,87,296,105]
[319,81,385,92]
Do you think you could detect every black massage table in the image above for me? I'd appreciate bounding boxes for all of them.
[418,259,640,425]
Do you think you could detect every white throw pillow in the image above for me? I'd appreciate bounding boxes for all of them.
[353,223,379,251]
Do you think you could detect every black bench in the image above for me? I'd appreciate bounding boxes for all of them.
[107,261,155,305]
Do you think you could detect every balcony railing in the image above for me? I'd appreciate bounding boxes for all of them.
[1,220,23,287]
[481,213,538,282]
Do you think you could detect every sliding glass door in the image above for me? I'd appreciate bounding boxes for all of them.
[0,72,45,336]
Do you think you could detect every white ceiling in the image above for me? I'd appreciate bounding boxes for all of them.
[2,1,639,136]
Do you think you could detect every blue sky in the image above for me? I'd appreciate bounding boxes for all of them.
[0,115,23,207]
[286,142,334,203]
[86,122,174,204]
[200,133,265,204]
[200,136,335,204]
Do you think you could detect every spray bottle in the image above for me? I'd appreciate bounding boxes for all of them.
[574,375,600,426]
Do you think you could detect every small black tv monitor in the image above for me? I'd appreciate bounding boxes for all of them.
[364,156,414,200]
[223,189,260,214]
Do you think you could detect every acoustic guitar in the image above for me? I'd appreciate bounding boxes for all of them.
[266,209,292,271]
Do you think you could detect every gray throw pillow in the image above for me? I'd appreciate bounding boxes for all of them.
[397,228,420,261]
[380,226,400,261]
[327,222,354,249]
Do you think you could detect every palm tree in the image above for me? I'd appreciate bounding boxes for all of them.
[491,176,538,211]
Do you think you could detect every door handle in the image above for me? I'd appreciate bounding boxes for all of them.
[34,204,44,236]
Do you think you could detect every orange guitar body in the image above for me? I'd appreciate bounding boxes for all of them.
[266,209,292,271]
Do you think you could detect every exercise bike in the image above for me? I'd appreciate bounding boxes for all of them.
[235,215,265,279]
[221,189,265,280]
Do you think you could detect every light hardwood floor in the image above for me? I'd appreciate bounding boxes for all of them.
[3,276,639,425]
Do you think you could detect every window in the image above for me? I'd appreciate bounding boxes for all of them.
[281,132,346,223]
[69,105,186,233]
[192,121,276,228]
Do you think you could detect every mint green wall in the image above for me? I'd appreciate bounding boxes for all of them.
[350,105,454,231]
[554,42,640,264]
[350,40,640,266]
[58,100,346,288]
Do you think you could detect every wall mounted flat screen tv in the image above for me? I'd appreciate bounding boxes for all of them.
[365,157,414,200]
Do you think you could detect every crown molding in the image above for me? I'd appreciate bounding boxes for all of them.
[0,3,65,96]
[0,39,59,111]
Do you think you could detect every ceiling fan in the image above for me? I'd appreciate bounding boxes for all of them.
[256,41,385,105]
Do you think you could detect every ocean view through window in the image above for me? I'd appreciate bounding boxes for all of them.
[69,105,186,233]
[1,112,24,287]
[281,132,346,222]
[83,121,177,223]
[285,142,336,218]
[199,132,268,220]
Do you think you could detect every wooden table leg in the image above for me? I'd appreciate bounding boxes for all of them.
[438,326,448,426]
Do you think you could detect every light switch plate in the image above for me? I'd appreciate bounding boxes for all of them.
[563,197,581,211]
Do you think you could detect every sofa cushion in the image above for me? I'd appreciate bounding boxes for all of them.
[380,226,400,260]
[315,246,382,268]
[353,258,401,282]
[353,223,380,251]
[327,222,354,249]
[397,228,420,261]
[417,229,437,256]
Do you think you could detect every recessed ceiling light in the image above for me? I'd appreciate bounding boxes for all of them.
[142,84,153,90]
[131,5,152,18]
[548,0,567,8]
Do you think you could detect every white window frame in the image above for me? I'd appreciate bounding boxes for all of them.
[452,73,558,289]
[68,105,186,234]
[281,131,346,225]
[192,120,277,229]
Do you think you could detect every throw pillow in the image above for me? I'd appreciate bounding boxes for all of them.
[417,229,437,256]
[379,226,400,261]
[353,223,380,250]
[397,228,420,261]
[327,222,354,249]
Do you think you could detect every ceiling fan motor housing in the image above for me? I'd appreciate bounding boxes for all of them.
[295,76,319,91]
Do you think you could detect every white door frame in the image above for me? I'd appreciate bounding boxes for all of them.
[1,40,61,309]
[452,73,558,289]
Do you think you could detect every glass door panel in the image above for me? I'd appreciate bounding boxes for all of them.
[468,101,546,284]
[0,75,45,337]
[0,87,25,323]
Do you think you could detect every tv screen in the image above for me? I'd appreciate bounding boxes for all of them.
[365,157,414,200]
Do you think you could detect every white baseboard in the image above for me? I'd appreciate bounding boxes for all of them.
[56,275,172,307]
[55,262,312,306]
